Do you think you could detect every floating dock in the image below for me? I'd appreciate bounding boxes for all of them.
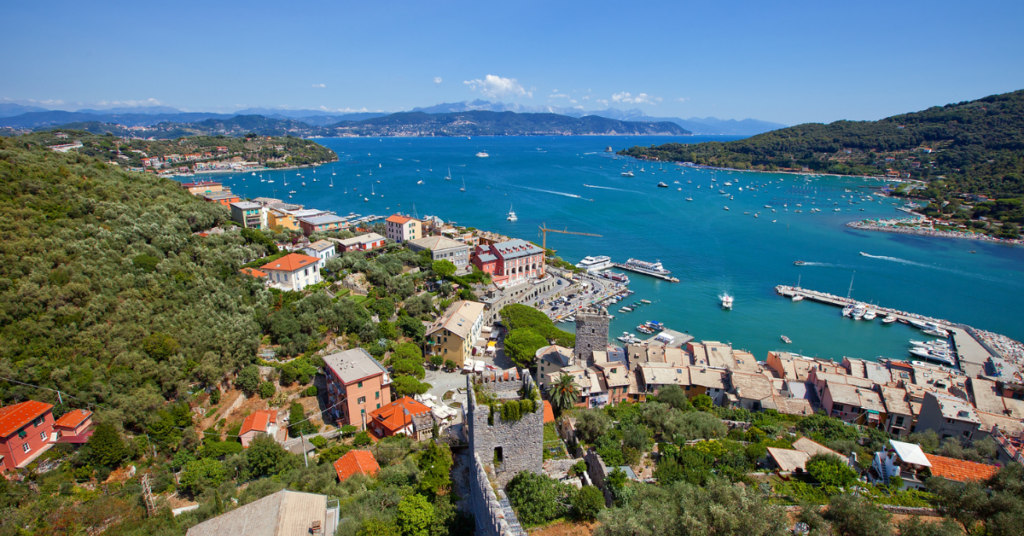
[612,263,679,282]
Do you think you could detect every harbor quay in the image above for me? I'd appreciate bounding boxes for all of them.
[774,284,1000,373]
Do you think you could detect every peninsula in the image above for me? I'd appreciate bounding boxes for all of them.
[620,89,1024,239]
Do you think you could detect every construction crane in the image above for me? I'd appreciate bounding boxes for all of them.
[538,223,602,254]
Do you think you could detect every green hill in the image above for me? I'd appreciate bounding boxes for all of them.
[620,89,1024,234]
[0,136,269,425]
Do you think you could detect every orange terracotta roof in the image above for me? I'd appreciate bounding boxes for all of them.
[239,267,268,278]
[385,214,413,224]
[239,410,277,436]
[333,450,380,481]
[54,409,92,429]
[0,401,53,438]
[924,453,999,483]
[543,400,555,423]
[368,396,431,433]
[259,253,319,273]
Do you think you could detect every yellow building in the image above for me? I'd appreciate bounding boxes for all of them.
[268,209,299,231]
[426,300,485,367]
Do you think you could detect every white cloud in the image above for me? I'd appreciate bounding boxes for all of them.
[675,97,689,103]
[433,77,443,85]
[548,93,569,99]
[570,99,577,104]
[596,99,609,106]
[611,92,661,105]
[463,75,532,99]
[312,83,326,88]
[582,95,590,101]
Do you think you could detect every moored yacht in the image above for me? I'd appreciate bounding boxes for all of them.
[576,255,613,272]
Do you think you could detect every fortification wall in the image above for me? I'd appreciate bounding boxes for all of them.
[468,452,526,536]
[466,372,544,488]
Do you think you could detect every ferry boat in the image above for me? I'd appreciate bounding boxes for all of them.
[781,335,792,344]
[476,151,489,158]
[617,258,671,276]
[721,293,734,310]
[576,255,614,272]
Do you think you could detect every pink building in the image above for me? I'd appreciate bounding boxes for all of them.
[239,409,279,448]
[323,349,392,430]
[472,239,545,288]
[52,409,94,444]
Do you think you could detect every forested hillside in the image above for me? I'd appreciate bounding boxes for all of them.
[621,89,1024,199]
[0,136,268,426]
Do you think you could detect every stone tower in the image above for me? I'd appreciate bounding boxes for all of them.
[466,370,544,488]
[574,306,610,365]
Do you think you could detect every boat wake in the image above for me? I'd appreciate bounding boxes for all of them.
[522,187,583,199]
[583,184,632,192]
[860,253,1016,285]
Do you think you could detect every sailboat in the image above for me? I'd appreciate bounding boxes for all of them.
[445,167,452,180]
[371,184,376,196]
[507,204,517,221]
[330,177,334,188]
[460,177,466,192]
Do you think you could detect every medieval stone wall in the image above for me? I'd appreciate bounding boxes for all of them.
[574,307,610,365]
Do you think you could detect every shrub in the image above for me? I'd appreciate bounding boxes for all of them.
[309,435,327,449]
[209,389,221,405]
[259,381,276,399]
[806,453,858,488]
[305,385,318,397]
[353,431,372,446]
[572,485,605,520]
[506,471,571,526]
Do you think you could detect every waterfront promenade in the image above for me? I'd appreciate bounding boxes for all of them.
[847,218,1023,245]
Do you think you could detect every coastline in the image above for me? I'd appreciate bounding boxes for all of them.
[846,220,1022,245]
[165,160,337,178]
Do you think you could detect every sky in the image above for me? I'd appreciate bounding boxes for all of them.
[2,0,1023,125]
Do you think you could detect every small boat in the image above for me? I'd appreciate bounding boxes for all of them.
[507,204,517,222]
[882,316,897,324]
[641,299,651,304]
[794,260,806,266]
[460,177,466,192]
[686,197,693,201]
[622,171,634,177]
[792,295,804,302]
[657,182,668,188]
[721,293,733,310]
[445,167,452,180]
[417,180,424,185]
[476,151,489,158]
[781,335,792,344]
[724,206,730,211]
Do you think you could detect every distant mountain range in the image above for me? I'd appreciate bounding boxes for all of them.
[412,100,787,135]
[0,99,782,137]
[41,111,688,139]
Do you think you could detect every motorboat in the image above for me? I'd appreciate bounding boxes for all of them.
[622,171,634,177]
[792,294,804,302]
[507,204,517,222]
[882,316,897,324]
[576,255,613,272]
[476,151,489,158]
[781,335,792,344]
[657,182,668,188]
[720,293,734,310]
[863,310,877,321]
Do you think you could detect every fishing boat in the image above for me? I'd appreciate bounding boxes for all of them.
[507,204,517,222]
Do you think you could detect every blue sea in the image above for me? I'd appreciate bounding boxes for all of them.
[204,136,1024,363]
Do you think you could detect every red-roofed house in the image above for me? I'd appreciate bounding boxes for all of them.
[0,401,55,472]
[333,450,380,482]
[368,397,433,440]
[924,453,999,483]
[52,409,94,444]
[239,410,279,448]
[260,253,322,291]
[384,214,421,243]
[239,267,269,279]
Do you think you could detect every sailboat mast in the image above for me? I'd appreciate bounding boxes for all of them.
[846,272,855,299]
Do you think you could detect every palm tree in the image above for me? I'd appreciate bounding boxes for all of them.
[549,372,580,413]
